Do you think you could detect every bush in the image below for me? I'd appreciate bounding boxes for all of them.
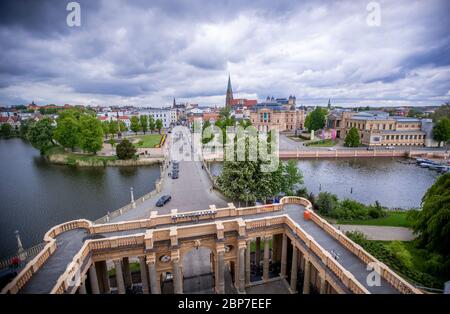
[315,192,338,216]
[386,241,413,269]
[116,139,136,160]
[330,199,368,220]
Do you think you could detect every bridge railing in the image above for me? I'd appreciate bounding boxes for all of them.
[287,196,422,294]
[1,220,91,294]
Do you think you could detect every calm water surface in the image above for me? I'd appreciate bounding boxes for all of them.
[0,138,160,258]
[210,158,439,209]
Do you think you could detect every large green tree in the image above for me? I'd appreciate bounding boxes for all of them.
[27,118,55,153]
[408,173,450,256]
[431,102,450,122]
[108,120,119,138]
[0,123,12,137]
[281,160,304,196]
[101,121,110,138]
[116,138,136,160]
[140,115,148,134]
[148,116,155,133]
[155,119,163,133]
[130,116,141,134]
[54,115,80,151]
[344,127,360,147]
[78,115,104,154]
[432,118,450,147]
[305,107,327,131]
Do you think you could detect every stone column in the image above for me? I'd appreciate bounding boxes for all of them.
[319,274,327,294]
[95,261,110,294]
[172,259,183,294]
[263,237,270,281]
[78,276,87,294]
[245,240,251,285]
[139,256,150,294]
[255,237,261,265]
[122,257,132,289]
[289,246,298,293]
[216,250,225,294]
[280,234,287,278]
[113,259,126,294]
[302,258,311,294]
[238,246,245,293]
[148,262,160,294]
[88,263,100,294]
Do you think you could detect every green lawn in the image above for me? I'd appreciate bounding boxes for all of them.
[337,211,411,227]
[133,134,162,148]
[306,139,337,147]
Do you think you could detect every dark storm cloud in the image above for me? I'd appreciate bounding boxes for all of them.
[0,0,449,106]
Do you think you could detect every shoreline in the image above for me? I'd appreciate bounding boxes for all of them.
[46,152,163,167]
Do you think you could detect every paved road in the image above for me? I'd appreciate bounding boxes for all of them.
[334,225,416,241]
[109,131,228,222]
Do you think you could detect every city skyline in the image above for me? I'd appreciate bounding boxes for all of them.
[0,0,449,108]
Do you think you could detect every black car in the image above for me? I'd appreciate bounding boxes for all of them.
[172,172,179,179]
[156,195,171,207]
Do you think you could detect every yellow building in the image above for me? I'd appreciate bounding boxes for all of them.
[250,102,305,132]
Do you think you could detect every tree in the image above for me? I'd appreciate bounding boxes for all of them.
[408,173,450,256]
[78,115,104,154]
[155,119,163,133]
[116,138,136,160]
[344,127,360,147]
[108,120,119,138]
[27,118,55,153]
[119,121,128,133]
[315,192,339,216]
[101,121,110,138]
[19,120,30,138]
[130,116,141,135]
[305,107,327,131]
[148,115,155,133]
[0,123,12,137]
[432,118,450,147]
[281,160,304,196]
[140,115,148,134]
[431,102,450,122]
[54,115,80,151]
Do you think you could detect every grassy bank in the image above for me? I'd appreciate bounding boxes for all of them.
[336,211,411,227]
[305,139,337,147]
[347,232,446,290]
[44,145,162,167]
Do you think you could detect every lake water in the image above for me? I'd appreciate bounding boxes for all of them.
[210,158,439,209]
[0,138,160,258]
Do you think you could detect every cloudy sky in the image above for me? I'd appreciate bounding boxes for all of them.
[0,0,449,108]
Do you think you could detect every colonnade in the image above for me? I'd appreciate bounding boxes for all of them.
[77,232,335,295]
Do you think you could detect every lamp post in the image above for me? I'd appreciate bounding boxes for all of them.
[15,230,26,261]
[130,187,135,208]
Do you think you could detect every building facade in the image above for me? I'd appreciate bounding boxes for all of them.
[327,110,435,147]
[250,101,305,132]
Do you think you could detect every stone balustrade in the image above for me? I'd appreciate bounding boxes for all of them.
[2,196,421,295]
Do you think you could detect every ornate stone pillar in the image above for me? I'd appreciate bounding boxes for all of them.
[303,258,311,294]
[255,237,261,265]
[88,263,100,294]
[263,236,270,281]
[245,240,251,285]
[122,257,132,289]
[319,274,327,294]
[238,243,246,293]
[289,246,298,293]
[215,249,225,294]
[95,261,110,294]
[172,258,183,294]
[113,259,126,294]
[147,261,160,294]
[78,275,87,294]
[139,256,150,294]
[280,234,287,278]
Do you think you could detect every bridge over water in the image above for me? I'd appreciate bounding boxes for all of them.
[2,197,420,295]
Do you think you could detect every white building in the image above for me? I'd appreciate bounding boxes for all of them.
[139,109,171,128]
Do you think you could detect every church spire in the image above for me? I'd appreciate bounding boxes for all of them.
[225,74,233,108]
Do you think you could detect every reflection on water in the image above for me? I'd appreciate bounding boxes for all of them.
[210,158,439,209]
[0,138,160,258]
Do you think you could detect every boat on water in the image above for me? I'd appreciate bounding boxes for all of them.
[419,163,432,168]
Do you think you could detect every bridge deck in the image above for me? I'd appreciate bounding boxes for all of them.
[17,203,398,294]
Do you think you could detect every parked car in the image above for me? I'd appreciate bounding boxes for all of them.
[156,195,171,207]
[172,172,179,179]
